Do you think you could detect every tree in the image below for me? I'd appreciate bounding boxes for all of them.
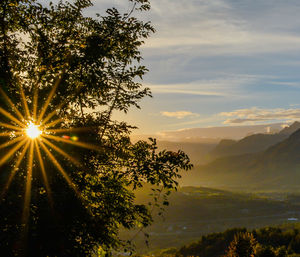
[274,246,288,257]
[225,232,258,257]
[255,246,277,257]
[0,0,192,256]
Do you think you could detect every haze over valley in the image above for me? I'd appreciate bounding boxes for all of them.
[126,121,300,255]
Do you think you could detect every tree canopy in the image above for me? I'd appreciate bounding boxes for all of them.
[0,0,192,256]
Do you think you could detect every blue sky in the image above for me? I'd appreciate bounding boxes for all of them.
[92,0,300,134]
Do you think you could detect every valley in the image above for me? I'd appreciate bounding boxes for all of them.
[122,186,300,254]
[124,122,300,255]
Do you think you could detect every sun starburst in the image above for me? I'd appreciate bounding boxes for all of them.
[0,77,100,230]
[25,122,42,139]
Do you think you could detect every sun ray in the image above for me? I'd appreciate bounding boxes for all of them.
[0,68,97,227]
[22,140,34,228]
[17,141,33,255]
[45,127,93,134]
[34,140,54,207]
[19,86,31,119]
[40,84,85,126]
[41,137,82,168]
[0,138,27,167]
[0,87,25,121]
[37,74,63,124]
[0,136,25,149]
[43,118,64,129]
[0,140,30,199]
[40,102,66,126]
[42,134,101,151]
[0,122,24,131]
[0,107,25,128]
[38,139,79,196]
[0,131,23,137]
[32,86,38,121]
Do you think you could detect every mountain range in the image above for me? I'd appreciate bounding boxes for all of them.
[180,121,300,191]
[157,141,217,165]
[207,121,300,160]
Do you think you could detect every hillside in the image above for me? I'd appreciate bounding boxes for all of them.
[280,121,300,135]
[150,224,300,257]
[208,133,287,160]
[207,121,300,160]
[180,127,300,190]
[157,141,217,164]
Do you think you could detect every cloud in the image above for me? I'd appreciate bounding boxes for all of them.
[164,115,223,128]
[145,32,300,57]
[151,88,225,97]
[270,81,300,88]
[141,0,300,58]
[160,111,199,119]
[223,118,266,124]
[147,74,259,97]
[220,107,300,124]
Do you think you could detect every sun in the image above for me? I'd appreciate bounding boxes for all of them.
[26,122,42,139]
[0,76,102,232]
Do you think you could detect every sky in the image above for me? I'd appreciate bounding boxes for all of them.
[91,1,300,135]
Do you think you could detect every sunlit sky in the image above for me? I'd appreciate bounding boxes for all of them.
[91,1,300,134]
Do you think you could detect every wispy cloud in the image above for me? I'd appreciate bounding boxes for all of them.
[145,33,300,57]
[164,115,223,128]
[83,0,300,134]
[220,107,300,124]
[148,74,259,97]
[142,0,300,58]
[269,81,300,88]
[160,111,199,119]
[152,88,225,97]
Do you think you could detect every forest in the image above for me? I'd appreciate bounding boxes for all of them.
[147,225,300,257]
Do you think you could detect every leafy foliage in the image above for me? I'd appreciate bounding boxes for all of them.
[225,232,257,257]
[162,226,300,257]
[0,0,192,256]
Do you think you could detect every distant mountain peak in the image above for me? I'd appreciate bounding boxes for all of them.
[207,121,300,161]
[286,126,300,141]
[279,121,300,135]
